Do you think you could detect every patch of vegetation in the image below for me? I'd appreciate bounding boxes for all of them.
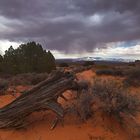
[0,79,9,94]
[59,62,69,67]
[135,60,140,63]
[9,73,48,86]
[128,62,135,67]
[94,64,111,70]
[72,66,86,73]
[68,80,93,121]
[83,61,94,67]
[92,78,140,124]
[74,93,93,121]
[124,68,140,87]
[96,69,123,76]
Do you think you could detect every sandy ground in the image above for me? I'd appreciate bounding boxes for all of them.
[0,70,139,140]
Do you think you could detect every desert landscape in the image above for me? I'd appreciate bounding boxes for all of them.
[0,55,140,140]
[0,0,140,140]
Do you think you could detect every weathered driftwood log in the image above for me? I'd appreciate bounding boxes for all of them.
[0,70,75,129]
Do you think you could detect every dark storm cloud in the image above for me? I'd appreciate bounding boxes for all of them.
[74,0,140,15]
[0,0,140,52]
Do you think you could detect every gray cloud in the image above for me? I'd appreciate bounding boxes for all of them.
[0,0,140,53]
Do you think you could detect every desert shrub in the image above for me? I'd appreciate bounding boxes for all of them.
[29,73,48,85]
[96,69,123,76]
[83,61,94,67]
[9,73,48,86]
[76,93,93,121]
[135,60,140,63]
[72,66,86,73]
[67,79,93,121]
[124,68,140,87]
[94,64,111,69]
[96,69,113,75]
[0,79,9,94]
[68,79,93,121]
[128,62,135,67]
[59,63,69,67]
[68,93,94,121]
[92,78,140,124]
[72,80,89,91]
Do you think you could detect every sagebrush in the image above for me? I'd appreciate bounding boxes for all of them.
[92,78,140,124]
[124,68,140,87]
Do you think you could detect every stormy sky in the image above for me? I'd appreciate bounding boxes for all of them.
[0,0,140,59]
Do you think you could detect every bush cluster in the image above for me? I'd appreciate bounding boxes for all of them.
[83,61,94,67]
[9,73,48,86]
[124,68,140,87]
[76,93,93,121]
[96,69,123,76]
[92,78,140,123]
[59,63,69,67]
[68,80,93,121]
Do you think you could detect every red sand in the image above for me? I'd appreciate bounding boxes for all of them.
[0,70,139,140]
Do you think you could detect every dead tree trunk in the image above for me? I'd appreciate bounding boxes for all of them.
[0,70,75,129]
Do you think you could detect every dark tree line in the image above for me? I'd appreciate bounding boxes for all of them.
[0,42,56,74]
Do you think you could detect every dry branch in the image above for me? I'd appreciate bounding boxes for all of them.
[0,70,75,129]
